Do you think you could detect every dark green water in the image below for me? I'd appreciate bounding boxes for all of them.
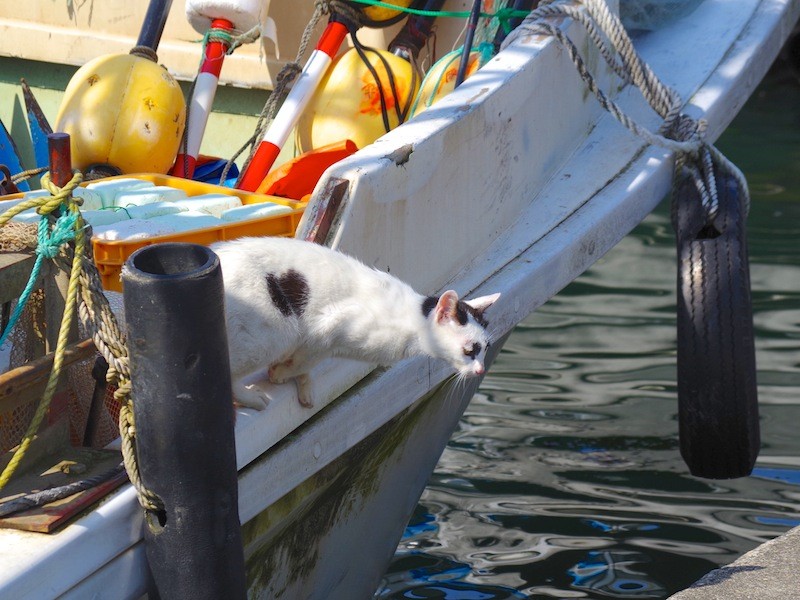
[377,61,800,598]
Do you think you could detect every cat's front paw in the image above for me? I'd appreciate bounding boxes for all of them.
[233,381,270,410]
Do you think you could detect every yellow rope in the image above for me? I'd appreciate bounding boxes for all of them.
[0,173,163,510]
[0,171,84,490]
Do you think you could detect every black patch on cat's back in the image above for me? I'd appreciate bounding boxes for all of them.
[266,269,309,317]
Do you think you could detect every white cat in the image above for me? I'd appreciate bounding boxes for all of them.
[211,236,500,410]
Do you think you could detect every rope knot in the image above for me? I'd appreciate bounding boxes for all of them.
[39,170,85,211]
[665,114,706,155]
[276,61,303,86]
[35,212,78,258]
[327,0,366,28]
[494,6,525,35]
[315,0,333,17]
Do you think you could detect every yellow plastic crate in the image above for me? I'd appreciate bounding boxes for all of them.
[88,174,306,292]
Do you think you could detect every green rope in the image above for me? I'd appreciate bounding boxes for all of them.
[0,213,77,347]
[346,0,528,22]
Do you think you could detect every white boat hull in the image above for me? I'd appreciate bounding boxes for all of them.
[0,0,797,597]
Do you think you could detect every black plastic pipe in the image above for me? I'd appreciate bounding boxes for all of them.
[122,243,246,599]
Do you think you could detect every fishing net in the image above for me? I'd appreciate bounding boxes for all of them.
[0,224,120,455]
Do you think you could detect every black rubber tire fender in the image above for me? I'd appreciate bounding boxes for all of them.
[672,164,760,479]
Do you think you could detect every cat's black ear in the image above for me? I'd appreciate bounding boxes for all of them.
[465,293,500,317]
[435,290,460,324]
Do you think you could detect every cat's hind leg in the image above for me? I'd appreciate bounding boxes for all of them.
[268,349,323,408]
[268,348,323,384]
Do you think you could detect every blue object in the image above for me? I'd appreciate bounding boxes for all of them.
[0,119,30,192]
[22,79,53,171]
[191,158,239,187]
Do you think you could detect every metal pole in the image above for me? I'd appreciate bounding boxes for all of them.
[122,242,246,599]
[136,0,174,51]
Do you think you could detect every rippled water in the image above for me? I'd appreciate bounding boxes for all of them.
[377,62,800,598]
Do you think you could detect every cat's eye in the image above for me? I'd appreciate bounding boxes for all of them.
[464,343,482,359]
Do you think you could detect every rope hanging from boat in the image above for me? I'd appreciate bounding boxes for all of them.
[505,0,760,479]
[503,0,749,216]
[225,0,366,186]
[0,176,163,512]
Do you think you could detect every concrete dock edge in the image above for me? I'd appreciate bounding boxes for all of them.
[669,525,800,599]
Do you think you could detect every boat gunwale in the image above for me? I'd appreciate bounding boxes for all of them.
[0,0,797,596]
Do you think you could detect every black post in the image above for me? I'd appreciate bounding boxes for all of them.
[122,243,246,599]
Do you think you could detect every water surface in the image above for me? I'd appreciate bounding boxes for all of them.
[377,60,800,599]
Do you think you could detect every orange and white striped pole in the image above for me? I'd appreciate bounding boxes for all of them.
[171,18,233,179]
[236,19,349,191]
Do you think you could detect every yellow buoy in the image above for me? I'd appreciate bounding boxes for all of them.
[361,0,418,27]
[295,48,420,153]
[411,50,484,117]
[55,52,186,174]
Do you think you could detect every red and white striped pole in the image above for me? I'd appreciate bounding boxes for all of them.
[236,19,349,191]
[171,18,232,179]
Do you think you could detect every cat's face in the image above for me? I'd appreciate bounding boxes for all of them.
[428,291,500,377]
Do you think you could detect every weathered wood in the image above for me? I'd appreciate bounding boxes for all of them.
[301,178,350,246]
[0,252,37,306]
[42,257,79,355]
[0,446,126,533]
[43,133,80,356]
[0,420,69,474]
[0,339,96,415]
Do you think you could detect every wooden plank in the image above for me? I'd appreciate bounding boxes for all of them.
[0,338,96,414]
[0,252,36,305]
[0,447,126,533]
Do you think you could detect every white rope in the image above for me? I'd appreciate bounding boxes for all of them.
[503,0,750,218]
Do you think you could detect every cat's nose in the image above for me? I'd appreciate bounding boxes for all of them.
[473,364,485,376]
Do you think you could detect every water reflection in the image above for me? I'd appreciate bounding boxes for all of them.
[568,550,666,597]
[380,63,800,599]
